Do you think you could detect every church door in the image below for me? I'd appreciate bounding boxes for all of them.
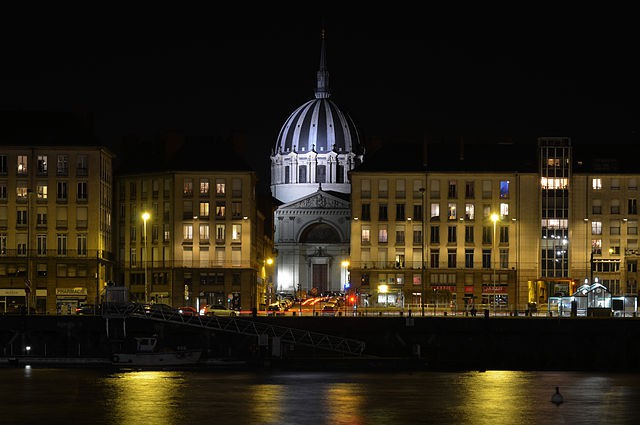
[313,264,328,294]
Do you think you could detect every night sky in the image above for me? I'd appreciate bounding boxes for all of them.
[1,9,638,181]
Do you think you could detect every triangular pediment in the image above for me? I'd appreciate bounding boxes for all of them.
[279,190,350,210]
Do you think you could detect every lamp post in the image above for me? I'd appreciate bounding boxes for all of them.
[584,218,591,283]
[142,212,150,304]
[491,213,499,316]
[512,217,518,316]
[265,257,274,307]
[342,260,350,316]
[419,187,426,317]
[622,218,628,296]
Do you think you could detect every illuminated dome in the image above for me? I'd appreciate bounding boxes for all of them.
[275,98,361,156]
[270,30,364,203]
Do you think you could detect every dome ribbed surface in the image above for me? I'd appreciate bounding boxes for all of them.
[275,98,360,155]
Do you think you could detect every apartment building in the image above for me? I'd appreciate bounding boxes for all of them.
[0,144,114,314]
[348,138,638,313]
[114,135,272,312]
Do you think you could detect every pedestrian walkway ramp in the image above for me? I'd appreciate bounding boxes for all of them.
[102,303,365,356]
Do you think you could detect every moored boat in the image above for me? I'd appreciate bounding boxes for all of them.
[111,336,202,368]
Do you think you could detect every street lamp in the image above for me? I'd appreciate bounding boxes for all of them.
[419,187,426,317]
[512,217,518,316]
[491,213,499,316]
[342,260,350,315]
[142,212,150,304]
[584,218,591,283]
[265,257,274,307]
[622,218,628,296]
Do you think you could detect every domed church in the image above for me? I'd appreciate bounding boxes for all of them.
[270,29,365,297]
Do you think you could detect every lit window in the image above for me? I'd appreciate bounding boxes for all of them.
[16,182,28,200]
[183,224,193,240]
[232,224,242,241]
[430,203,440,220]
[199,224,209,241]
[37,183,48,199]
[465,203,475,220]
[37,155,47,174]
[592,178,602,190]
[199,202,210,218]
[216,224,225,242]
[183,179,193,197]
[361,227,370,243]
[378,227,388,243]
[17,155,28,174]
[499,181,509,198]
[216,179,226,195]
[448,203,457,220]
[200,179,210,196]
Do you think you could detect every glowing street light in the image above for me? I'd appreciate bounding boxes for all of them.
[142,212,150,304]
[491,213,499,316]
[262,257,274,308]
[342,260,350,315]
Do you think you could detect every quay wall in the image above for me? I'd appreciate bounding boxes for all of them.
[1,315,639,371]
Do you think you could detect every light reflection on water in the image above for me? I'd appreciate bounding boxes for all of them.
[2,367,640,425]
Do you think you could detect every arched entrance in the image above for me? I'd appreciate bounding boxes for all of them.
[300,223,342,295]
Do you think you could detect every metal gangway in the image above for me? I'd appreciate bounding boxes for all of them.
[101,303,365,356]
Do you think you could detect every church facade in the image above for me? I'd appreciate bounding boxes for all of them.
[270,31,364,297]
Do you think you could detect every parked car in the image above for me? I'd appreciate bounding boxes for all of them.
[199,304,238,317]
[75,304,97,315]
[267,302,284,313]
[322,302,338,316]
[178,306,198,316]
[143,303,177,315]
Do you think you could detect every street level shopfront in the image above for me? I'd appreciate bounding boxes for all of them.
[0,288,47,314]
[55,287,88,315]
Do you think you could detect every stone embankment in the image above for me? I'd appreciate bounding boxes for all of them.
[1,315,639,371]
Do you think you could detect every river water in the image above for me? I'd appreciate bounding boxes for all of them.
[1,368,638,424]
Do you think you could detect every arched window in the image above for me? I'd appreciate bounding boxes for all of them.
[300,223,340,243]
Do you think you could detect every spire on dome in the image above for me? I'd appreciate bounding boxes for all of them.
[315,28,330,99]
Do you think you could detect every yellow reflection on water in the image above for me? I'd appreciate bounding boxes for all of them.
[325,383,366,425]
[107,371,187,424]
[459,371,530,425]
[248,384,284,424]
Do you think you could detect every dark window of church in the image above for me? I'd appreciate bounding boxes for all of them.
[317,165,326,183]
[300,223,341,243]
[336,164,344,183]
[285,166,290,184]
[298,165,307,183]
